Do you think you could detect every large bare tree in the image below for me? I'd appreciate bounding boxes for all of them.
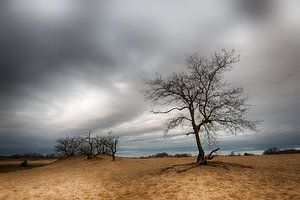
[144,50,258,164]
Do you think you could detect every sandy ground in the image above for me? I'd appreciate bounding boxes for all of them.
[0,154,299,200]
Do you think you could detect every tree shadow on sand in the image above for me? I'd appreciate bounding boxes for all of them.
[161,161,253,173]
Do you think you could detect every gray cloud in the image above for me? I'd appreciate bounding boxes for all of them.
[0,0,299,155]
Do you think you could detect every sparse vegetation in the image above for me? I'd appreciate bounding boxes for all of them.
[244,153,254,156]
[146,152,192,158]
[55,131,119,161]
[173,153,192,158]
[20,159,28,167]
[148,152,170,158]
[263,147,300,155]
[263,147,278,155]
[2,153,57,159]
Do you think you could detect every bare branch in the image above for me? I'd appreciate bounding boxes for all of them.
[186,132,194,136]
[151,106,189,114]
[164,115,192,136]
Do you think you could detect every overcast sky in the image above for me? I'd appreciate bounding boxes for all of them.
[0,0,299,156]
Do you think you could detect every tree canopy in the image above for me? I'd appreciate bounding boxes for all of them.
[144,49,259,163]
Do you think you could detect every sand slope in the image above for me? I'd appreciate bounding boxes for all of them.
[0,154,299,200]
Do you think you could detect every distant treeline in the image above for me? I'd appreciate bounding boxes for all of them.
[263,148,300,155]
[0,153,57,159]
[141,152,192,158]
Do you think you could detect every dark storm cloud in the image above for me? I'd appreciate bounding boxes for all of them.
[236,0,275,21]
[0,1,113,89]
[0,0,299,155]
[0,0,149,154]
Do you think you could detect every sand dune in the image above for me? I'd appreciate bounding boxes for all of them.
[0,154,299,199]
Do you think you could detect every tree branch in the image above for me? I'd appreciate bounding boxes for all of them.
[151,106,189,114]
[186,132,194,136]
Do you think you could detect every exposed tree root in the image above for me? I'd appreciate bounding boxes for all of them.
[197,148,220,165]
[162,148,220,173]
[161,148,253,173]
[163,160,254,173]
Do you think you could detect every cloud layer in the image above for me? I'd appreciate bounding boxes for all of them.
[0,0,300,155]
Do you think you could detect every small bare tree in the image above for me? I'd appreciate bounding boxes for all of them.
[94,135,106,156]
[85,130,94,159]
[55,136,80,156]
[144,50,259,164]
[105,132,118,161]
[77,136,89,155]
[54,131,120,159]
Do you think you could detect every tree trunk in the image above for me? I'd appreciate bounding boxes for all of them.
[190,110,205,164]
[194,131,205,163]
[87,131,93,159]
[112,152,115,161]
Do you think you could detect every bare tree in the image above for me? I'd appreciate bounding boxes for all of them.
[85,130,94,159]
[144,50,259,164]
[94,135,106,156]
[55,136,80,156]
[54,131,120,160]
[77,136,89,155]
[105,132,118,161]
[55,137,69,156]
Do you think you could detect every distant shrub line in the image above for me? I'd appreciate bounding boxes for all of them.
[146,148,300,159]
[0,153,57,159]
[263,148,300,155]
[141,152,192,158]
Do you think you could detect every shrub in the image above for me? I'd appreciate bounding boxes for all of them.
[149,152,170,158]
[20,159,28,167]
[173,153,192,158]
[263,148,300,155]
[263,147,278,155]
